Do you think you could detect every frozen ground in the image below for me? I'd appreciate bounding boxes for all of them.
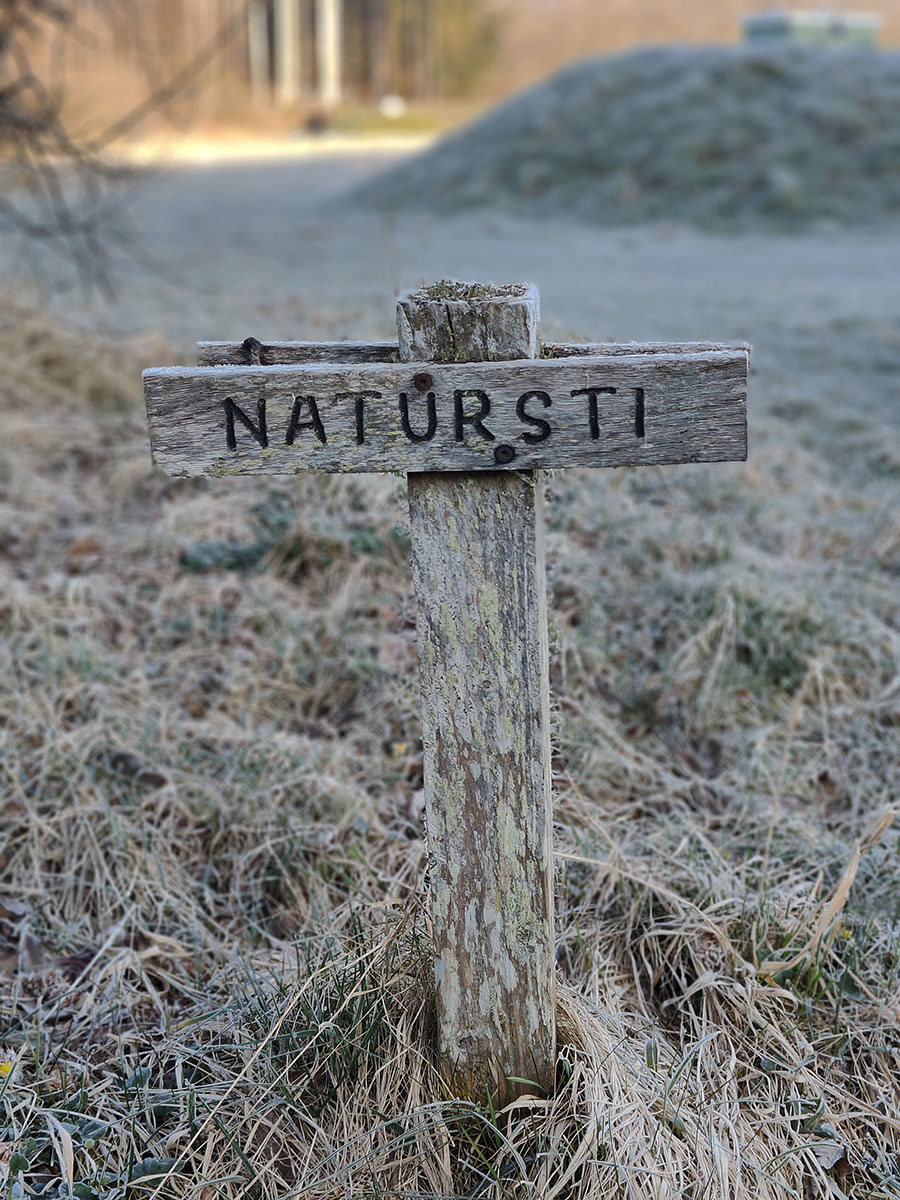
[3,140,900,1198]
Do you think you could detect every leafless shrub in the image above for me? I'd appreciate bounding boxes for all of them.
[0,2,135,289]
[0,1,249,292]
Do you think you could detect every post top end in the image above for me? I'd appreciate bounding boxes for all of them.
[399,281,538,306]
[396,281,541,362]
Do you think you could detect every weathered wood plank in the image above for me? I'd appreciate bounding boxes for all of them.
[542,340,749,358]
[402,283,555,1105]
[196,340,399,366]
[144,351,748,477]
[197,339,747,366]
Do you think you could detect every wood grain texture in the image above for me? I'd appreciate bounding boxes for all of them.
[401,284,555,1104]
[197,340,400,366]
[397,284,540,363]
[541,340,749,358]
[407,470,554,1103]
[197,339,747,366]
[144,351,748,477]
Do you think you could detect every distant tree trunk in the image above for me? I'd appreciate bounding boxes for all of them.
[394,0,414,99]
[369,0,389,99]
[419,0,436,101]
[275,0,301,105]
[316,0,342,106]
[248,0,270,104]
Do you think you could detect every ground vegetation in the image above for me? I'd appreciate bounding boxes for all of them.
[0,284,897,1196]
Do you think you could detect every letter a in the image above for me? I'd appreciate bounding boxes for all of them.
[285,396,327,445]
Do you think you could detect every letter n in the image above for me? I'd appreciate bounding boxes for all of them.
[223,397,268,450]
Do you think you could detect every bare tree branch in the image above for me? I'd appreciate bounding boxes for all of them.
[0,0,248,294]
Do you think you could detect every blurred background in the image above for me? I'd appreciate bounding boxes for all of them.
[13,0,900,142]
[6,0,900,327]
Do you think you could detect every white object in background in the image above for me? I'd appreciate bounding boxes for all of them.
[379,94,408,119]
[742,9,881,44]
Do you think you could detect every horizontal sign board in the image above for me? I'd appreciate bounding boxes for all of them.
[143,350,748,477]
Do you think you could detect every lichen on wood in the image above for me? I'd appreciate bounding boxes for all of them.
[415,281,529,303]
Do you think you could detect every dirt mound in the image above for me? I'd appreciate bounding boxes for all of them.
[359,45,900,228]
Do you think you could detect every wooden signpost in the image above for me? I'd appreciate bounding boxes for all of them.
[144,282,748,1105]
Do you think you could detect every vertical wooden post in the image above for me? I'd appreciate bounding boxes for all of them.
[398,285,556,1105]
[275,0,301,107]
[317,0,343,108]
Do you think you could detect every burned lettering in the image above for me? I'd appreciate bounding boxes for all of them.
[400,391,438,442]
[516,390,552,443]
[634,387,646,439]
[454,389,495,443]
[223,396,268,450]
[285,395,327,445]
[570,387,617,440]
[146,345,747,473]
[334,391,383,446]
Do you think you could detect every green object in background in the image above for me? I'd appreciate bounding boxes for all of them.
[743,10,881,46]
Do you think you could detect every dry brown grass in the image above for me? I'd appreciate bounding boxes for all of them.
[1,293,899,1198]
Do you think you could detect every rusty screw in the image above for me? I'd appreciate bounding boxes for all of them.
[413,372,433,392]
[494,444,516,465]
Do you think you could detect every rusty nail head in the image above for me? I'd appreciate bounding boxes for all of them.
[494,444,516,465]
[413,372,433,392]
[242,336,263,365]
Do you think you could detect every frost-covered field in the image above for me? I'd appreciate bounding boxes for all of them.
[1,125,899,1198]
[361,46,900,229]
